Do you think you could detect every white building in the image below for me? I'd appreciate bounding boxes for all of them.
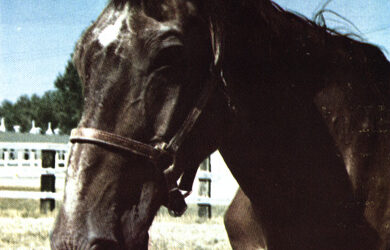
[0,130,69,190]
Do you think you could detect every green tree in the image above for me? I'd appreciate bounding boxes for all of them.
[0,100,17,131]
[32,91,59,132]
[13,95,34,132]
[0,56,83,134]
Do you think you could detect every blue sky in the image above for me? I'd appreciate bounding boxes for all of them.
[0,0,107,103]
[0,0,389,103]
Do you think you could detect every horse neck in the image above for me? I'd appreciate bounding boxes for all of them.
[219,0,390,188]
[217,2,390,241]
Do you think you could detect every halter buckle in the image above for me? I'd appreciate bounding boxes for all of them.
[154,142,168,151]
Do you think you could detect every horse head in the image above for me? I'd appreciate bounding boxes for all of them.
[51,1,229,249]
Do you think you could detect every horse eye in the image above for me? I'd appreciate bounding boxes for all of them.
[151,46,186,70]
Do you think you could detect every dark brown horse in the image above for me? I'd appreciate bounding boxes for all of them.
[51,0,390,249]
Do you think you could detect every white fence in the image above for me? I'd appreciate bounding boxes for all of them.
[0,190,61,200]
[0,150,238,215]
[0,167,66,192]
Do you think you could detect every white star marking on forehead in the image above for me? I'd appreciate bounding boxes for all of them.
[98,4,130,47]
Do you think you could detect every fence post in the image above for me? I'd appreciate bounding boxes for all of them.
[40,150,56,213]
[198,157,212,218]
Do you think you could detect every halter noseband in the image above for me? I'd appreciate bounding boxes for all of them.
[70,128,171,162]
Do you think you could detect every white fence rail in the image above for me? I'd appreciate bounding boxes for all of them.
[0,167,66,189]
[0,167,66,202]
[0,167,66,178]
[0,190,61,200]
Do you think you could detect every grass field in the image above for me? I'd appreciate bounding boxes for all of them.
[0,196,232,250]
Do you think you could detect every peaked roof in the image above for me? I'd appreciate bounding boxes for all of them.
[0,132,69,144]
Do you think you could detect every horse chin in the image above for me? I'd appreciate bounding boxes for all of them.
[120,181,163,249]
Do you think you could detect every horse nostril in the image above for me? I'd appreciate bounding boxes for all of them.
[89,239,119,250]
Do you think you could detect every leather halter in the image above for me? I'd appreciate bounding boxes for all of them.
[69,76,218,166]
[69,75,219,216]
[70,128,170,162]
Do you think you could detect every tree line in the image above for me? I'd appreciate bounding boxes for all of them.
[0,58,83,135]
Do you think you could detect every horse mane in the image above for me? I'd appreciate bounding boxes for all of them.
[247,0,389,76]
[271,1,389,82]
[267,1,354,40]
